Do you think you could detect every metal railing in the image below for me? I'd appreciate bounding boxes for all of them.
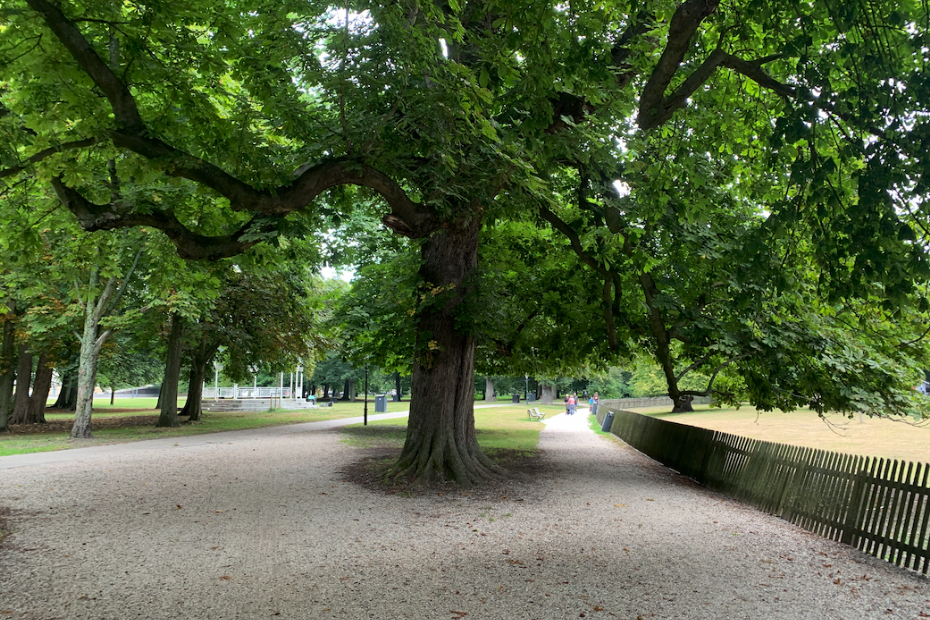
[202,387,295,399]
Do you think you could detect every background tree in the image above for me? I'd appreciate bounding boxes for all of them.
[6,0,930,480]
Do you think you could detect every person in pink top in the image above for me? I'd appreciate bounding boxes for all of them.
[567,393,577,415]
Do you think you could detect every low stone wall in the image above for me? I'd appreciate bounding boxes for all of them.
[599,396,712,411]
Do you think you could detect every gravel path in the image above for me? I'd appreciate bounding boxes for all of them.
[0,409,927,619]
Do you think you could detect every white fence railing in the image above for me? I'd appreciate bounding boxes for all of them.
[203,387,296,399]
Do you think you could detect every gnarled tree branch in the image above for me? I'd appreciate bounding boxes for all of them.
[50,177,266,260]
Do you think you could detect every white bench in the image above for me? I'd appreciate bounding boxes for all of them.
[527,407,546,421]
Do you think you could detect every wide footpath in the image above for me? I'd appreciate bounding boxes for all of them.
[0,408,927,619]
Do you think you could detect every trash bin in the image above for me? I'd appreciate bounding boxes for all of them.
[511,394,520,403]
[391,393,400,402]
[600,411,614,432]
[375,395,387,413]
[527,392,536,402]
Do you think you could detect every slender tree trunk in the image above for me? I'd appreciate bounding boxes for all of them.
[0,314,15,432]
[72,307,106,439]
[10,344,33,424]
[156,314,184,428]
[390,219,500,486]
[484,377,494,401]
[26,353,53,423]
[110,386,115,405]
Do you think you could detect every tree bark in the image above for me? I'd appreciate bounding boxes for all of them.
[10,344,33,424]
[156,313,184,428]
[672,394,695,413]
[53,369,77,410]
[180,367,204,420]
[71,310,105,438]
[539,384,555,405]
[0,315,15,432]
[484,377,494,401]
[340,379,356,401]
[389,219,501,486]
[181,337,216,422]
[26,353,53,423]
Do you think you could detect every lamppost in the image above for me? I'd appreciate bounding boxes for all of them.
[363,363,369,426]
[213,360,223,401]
[525,373,529,400]
[248,364,258,399]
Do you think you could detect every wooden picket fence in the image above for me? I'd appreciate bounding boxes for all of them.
[599,408,930,574]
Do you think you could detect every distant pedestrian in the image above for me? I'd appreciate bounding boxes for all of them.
[592,392,599,416]
[568,393,577,415]
[564,393,570,415]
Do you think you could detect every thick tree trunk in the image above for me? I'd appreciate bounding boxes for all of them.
[539,384,555,405]
[390,219,500,486]
[10,344,33,424]
[181,366,206,421]
[0,315,14,432]
[484,377,494,401]
[52,361,77,411]
[156,314,184,428]
[395,372,402,401]
[182,337,215,422]
[671,394,695,413]
[53,369,77,410]
[322,384,330,399]
[26,354,53,423]
[340,379,356,401]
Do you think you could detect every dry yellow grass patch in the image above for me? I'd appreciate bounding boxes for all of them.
[629,405,930,463]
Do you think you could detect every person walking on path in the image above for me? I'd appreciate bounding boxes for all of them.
[567,393,577,415]
[591,391,599,416]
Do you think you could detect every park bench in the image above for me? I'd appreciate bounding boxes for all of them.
[527,407,546,421]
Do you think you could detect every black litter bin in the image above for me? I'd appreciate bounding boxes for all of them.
[511,394,520,403]
[375,395,387,413]
[600,411,615,432]
[527,392,536,402]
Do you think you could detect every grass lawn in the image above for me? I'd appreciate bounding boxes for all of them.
[339,404,558,456]
[626,404,930,463]
[0,399,412,457]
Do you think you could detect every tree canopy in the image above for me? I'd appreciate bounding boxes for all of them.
[3,0,930,481]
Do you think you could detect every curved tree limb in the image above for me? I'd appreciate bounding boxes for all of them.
[28,0,436,245]
[50,178,266,260]
[637,0,721,129]
[0,137,97,180]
